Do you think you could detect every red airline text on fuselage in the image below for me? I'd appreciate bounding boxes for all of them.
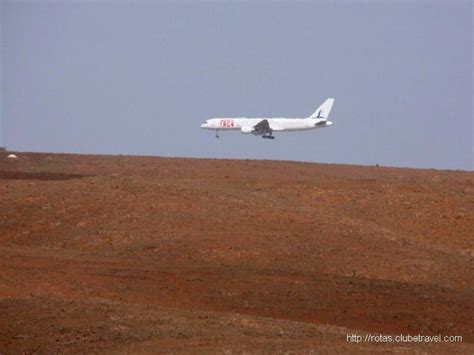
[220,119,235,128]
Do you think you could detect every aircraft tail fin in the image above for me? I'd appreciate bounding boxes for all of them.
[309,98,334,119]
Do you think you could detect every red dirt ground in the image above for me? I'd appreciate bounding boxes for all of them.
[0,152,473,353]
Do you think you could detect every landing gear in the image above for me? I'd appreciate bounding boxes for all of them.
[262,133,274,139]
[215,130,219,138]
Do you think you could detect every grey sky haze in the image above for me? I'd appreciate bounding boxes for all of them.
[1,0,472,170]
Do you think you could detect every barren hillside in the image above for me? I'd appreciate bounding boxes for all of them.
[1,152,473,353]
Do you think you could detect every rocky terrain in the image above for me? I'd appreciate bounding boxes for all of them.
[0,152,473,353]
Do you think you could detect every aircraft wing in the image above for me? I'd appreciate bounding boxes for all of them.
[252,119,271,134]
[253,119,285,132]
[253,120,272,134]
[252,119,286,135]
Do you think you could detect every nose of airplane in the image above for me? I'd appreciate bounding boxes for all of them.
[200,123,207,128]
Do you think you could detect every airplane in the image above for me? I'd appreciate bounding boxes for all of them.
[201,98,334,139]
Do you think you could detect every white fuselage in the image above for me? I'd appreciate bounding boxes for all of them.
[201,118,333,132]
[201,98,335,138]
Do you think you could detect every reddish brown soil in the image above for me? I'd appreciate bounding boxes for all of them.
[0,152,473,353]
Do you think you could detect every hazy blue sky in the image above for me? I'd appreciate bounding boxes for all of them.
[1,1,472,170]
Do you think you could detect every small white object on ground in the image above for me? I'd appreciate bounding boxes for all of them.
[7,154,18,159]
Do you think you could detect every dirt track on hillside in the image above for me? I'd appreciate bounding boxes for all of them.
[1,153,473,353]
